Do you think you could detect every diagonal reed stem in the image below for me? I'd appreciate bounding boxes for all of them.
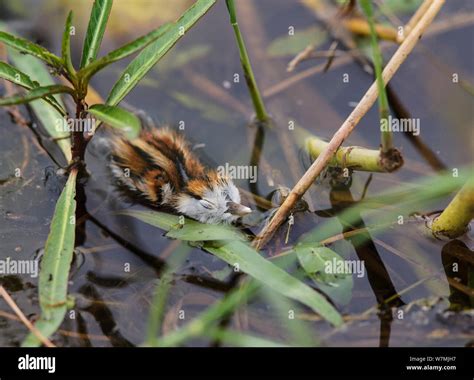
[253,0,446,250]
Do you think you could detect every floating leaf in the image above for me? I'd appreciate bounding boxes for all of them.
[107,0,217,106]
[296,245,353,305]
[0,31,62,69]
[88,104,141,139]
[80,0,113,68]
[22,170,77,346]
[267,26,327,57]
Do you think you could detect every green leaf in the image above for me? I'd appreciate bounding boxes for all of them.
[22,170,77,347]
[0,61,66,117]
[296,245,353,306]
[80,0,113,68]
[88,104,140,139]
[205,241,342,326]
[0,31,63,69]
[107,0,217,106]
[78,22,172,82]
[0,85,74,106]
[120,209,342,326]
[166,223,244,241]
[61,11,75,76]
[6,47,71,162]
[116,209,180,230]
[267,26,327,57]
[117,210,244,241]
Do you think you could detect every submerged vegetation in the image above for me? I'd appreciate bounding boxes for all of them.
[0,0,473,348]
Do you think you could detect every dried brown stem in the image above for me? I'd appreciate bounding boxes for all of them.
[0,286,55,347]
[253,0,446,250]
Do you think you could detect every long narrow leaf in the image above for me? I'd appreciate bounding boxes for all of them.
[0,62,66,116]
[0,31,62,68]
[88,104,140,139]
[22,170,77,346]
[107,0,216,106]
[119,209,343,326]
[6,47,71,162]
[206,241,342,326]
[0,85,74,106]
[78,23,172,82]
[61,11,75,76]
[80,0,113,68]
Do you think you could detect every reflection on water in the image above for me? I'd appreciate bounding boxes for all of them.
[0,0,473,347]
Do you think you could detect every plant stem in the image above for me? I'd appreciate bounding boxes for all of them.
[71,99,86,167]
[432,180,474,239]
[360,0,392,155]
[253,0,446,250]
[306,135,402,173]
[225,0,269,123]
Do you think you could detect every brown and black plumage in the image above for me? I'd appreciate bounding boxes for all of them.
[109,127,251,224]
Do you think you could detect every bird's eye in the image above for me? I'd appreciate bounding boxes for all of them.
[199,199,214,209]
[221,189,230,199]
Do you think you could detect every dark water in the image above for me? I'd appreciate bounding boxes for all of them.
[0,0,473,347]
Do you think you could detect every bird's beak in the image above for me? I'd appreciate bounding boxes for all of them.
[227,201,252,216]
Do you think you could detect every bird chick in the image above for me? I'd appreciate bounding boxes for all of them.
[109,128,252,224]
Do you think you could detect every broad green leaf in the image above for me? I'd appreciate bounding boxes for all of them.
[205,241,342,326]
[296,245,353,306]
[22,170,77,347]
[78,22,172,82]
[0,61,65,115]
[0,31,62,69]
[107,0,217,106]
[88,104,140,139]
[61,11,75,76]
[80,0,113,68]
[267,26,327,57]
[0,85,74,106]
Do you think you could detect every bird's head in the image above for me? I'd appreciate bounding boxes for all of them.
[173,172,252,224]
